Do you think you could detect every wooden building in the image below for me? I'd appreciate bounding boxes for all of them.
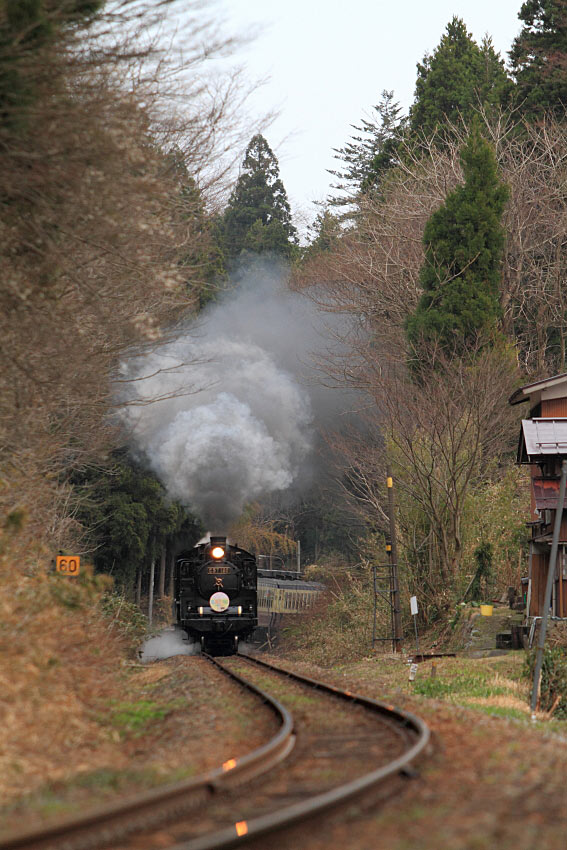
[510,373,567,619]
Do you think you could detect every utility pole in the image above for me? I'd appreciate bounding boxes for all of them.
[386,465,404,652]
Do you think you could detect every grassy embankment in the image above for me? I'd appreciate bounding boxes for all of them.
[281,590,567,733]
[0,553,263,827]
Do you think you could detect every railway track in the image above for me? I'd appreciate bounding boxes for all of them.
[165,653,431,850]
[0,656,294,850]
[1,653,430,850]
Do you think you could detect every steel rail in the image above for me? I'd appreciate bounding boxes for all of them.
[0,657,294,850]
[167,653,431,850]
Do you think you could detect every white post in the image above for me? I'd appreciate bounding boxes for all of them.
[410,595,419,654]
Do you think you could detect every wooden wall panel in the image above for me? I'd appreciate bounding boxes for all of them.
[558,578,567,618]
[541,398,567,416]
[530,554,547,616]
[530,555,567,617]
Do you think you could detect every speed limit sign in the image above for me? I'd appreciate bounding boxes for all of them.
[56,556,80,576]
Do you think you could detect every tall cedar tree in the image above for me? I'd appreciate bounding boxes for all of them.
[406,122,509,358]
[409,17,512,138]
[74,452,202,590]
[328,91,405,210]
[221,134,297,261]
[510,0,567,119]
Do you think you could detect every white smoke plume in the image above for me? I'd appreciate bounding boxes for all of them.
[119,261,342,529]
[140,627,200,661]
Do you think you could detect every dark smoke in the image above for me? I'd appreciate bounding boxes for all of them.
[120,260,349,528]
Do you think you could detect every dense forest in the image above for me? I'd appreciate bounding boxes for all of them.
[3,0,567,628]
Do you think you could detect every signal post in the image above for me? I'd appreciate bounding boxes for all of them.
[386,466,404,652]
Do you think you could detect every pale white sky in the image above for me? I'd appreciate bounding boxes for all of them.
[216,0,523,232]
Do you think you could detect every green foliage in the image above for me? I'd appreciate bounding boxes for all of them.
[413,668,508,699]
[467,542,493,602]
[329,91,406,211]
[241,217,297,259]
[173,163,226,306]
[109,700,178,737]
[3,0,51,42]
[221,134,297,262]
[452,465,529,608]
[406,122,509,359]
[100,592,149,651]
[463,466,528,553]
[3,508,26,534]
[413,677,454,697]
[525,646,567,717]
[74,451,202,591]
[409,18,512,138]
[302,209,342,262]
[510,0,567,119]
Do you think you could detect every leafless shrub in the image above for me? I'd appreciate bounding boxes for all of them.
[0,1,269,552]
[327,345,519,617]
[299,111,567,377]
[296,115,551,613]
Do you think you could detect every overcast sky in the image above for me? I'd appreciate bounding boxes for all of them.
[216,0,523,233]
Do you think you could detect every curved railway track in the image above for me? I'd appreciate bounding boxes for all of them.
[167,653,430,850]
[0,657,294,850]
[1,653,430,850]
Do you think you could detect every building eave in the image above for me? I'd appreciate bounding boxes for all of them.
[509,372,567,406]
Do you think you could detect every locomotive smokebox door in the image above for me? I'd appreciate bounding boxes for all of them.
[198,559,239,598]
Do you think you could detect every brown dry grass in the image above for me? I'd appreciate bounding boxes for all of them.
[264,652,567,850]
[0,543,143,803]
[0,533,281,823]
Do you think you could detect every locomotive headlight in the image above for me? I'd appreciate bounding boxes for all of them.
[211,546,225,559]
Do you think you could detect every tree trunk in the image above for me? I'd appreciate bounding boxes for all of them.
[135,568,142,608]
[148,558,155,625]
[168,547,175,598]
[168,548,176,623]
[158,548,166,598]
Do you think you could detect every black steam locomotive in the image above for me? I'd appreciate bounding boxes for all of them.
[174,535,257,653]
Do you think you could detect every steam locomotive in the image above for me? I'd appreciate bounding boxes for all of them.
[174,535,257,653]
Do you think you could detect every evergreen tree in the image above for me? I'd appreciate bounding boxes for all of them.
[409,18,512,138]
[178,177,225,306]
[301,208,342,262]
[241,217,295,257]
[406,122,509,358]
[328,91,405,210]
[510,0,567,119]
[75,452,202,591]
[221,134,297,261]
[165,147,226,305]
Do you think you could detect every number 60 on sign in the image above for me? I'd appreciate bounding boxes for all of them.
[56,556,80,576]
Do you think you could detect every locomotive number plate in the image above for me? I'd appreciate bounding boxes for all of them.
[208,566,231,574]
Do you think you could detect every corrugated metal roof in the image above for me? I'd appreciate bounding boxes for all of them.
[519,419,567,460]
